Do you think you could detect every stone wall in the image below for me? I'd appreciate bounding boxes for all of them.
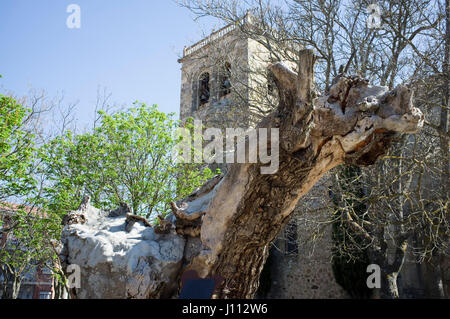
[266,175,350,299]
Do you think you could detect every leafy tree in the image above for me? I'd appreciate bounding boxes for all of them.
[0,95,61,299]
[1,98,215,298]
[0,95,36,200]
[0,205,61,299]
[40,103,216,220]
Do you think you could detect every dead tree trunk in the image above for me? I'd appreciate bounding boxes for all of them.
[175,49,424,298]
[60,49,424,299]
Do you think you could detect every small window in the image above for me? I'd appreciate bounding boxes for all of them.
[39,292,52,299]
[219,62,232,98]
[198,72,210,106]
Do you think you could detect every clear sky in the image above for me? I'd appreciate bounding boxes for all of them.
[0,0,220,126]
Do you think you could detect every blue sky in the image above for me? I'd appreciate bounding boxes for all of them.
[0,0,220,126]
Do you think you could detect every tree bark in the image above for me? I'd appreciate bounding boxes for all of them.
[1,271,22,299]
[381,272,400,299]
[60,49,424,299]
[377,238,408,299]
[54,279,69,299]
[10,277,21,299]
[175,49,424,298]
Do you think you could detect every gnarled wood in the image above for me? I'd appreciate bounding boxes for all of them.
[178,49,423,298]
[60,49,423,299]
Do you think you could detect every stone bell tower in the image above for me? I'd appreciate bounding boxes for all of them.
[178,15,280,130]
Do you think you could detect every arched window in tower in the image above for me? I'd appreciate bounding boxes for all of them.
[219,62,231,98]
[198,72,210,106]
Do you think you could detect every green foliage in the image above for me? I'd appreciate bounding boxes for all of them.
[0,95,36,199]
[0,206,61,278]
[0,96,60,297]
[0,99,216,297]
[39,103,216,220]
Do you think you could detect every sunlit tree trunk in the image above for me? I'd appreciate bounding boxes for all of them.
[178,49,423,298]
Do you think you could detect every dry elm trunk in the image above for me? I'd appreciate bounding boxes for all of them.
[174,49,424,299]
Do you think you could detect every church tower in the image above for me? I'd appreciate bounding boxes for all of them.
[178,15,280,130]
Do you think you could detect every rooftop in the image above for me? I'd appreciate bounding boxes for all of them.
[0,202,42,216]
[179,12,252,62]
